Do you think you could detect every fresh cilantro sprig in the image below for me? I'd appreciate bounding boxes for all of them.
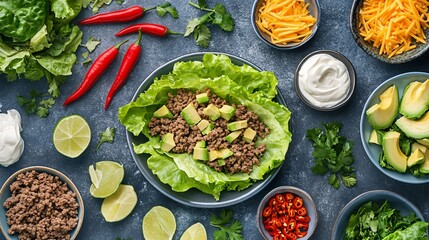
[156,2,179,18]
[185,0,235,48]
[306,122,357,189]
[17,90,56,118]
[96,127,116,150]
[210,209,243,240]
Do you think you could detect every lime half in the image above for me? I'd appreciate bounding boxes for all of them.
[101,184,138,222]
[53,115,91,158]
[89,161,124,198]
[143,206,176,240]
[180,222,207,240]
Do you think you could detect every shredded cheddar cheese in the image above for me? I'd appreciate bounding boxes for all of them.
[256,0,317,45]
[358,0,429,58]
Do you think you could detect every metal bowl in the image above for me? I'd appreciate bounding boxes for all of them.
[0,166,84,240]
[251,0,320,49]
[294,50,356,111]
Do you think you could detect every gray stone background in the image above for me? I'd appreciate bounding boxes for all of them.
[1,0,429,239]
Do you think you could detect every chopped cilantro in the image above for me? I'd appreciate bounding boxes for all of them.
[185,0,235,48]
[156,2,179,18]
[82,51,89,59]
[82,58,92,67]
[306,122,357,189]
[96,127,116,150]
[17,90,55,118]
[210,209,243,240]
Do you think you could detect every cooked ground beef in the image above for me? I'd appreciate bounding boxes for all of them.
[149,89,270,174]
[4,170,79,240]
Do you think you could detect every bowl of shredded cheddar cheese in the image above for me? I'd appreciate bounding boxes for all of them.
[350,0,429,63]
[251,0,320,49]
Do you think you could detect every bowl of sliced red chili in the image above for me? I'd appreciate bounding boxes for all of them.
[257,186,318,240]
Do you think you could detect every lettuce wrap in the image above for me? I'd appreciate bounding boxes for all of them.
[118,53,292,200]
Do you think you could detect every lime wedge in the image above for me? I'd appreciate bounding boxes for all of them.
[180,222,207,240]
[89,161,124,198]
[101,184,138,222]
[143,206,176,240]
[53,115,91,158]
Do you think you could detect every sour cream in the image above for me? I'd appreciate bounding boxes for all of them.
[298,53,351,108]
[0,109,24,167]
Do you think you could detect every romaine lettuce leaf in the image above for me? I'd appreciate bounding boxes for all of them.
[118,54,291,199]
[382,221,428,240]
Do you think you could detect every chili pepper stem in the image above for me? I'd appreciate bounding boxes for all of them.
[144,2,171,12]
[135,30,143,45]
[115,39,129,49]
[167,29,184,35]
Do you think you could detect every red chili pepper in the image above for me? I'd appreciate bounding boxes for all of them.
[273,234,287,240]
[296,222,309,230]
[79,2,173,25]
[63,40,128,106]
[262,206,273,218]
[279,216,289,228]
[275,194,285,203]
[269,198,277,208]
[115,23,182,37]
[104,31,143,110]
[295,215,311,223]
[297,206,307,216]
[286,232,298,240]
[287,208,296,218]
[296,230,308,238]
[285,193,294,202]
[265,224,276,235]
[293,196,303,209]
[272,217,282,228]
[287,218,296,232]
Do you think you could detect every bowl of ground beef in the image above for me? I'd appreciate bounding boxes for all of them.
[0,166,84,240]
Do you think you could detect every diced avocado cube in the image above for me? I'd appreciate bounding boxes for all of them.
[217,159,226,166]
[153,105,173,118]
[407,148,425,167]
[227,120,248,131]
[181,103,201,126]
[226,131,241,143]
[161,133,175,152]
[193,147,209,161]
[197,119,210,131]
[209,150,222,161]
[219,105,236,121]
[195,141,206,148]
[243,128,257,143]
[203,104,221,121]
[219,148,234,159]
[202,123,214,135]
[196,93,209,104]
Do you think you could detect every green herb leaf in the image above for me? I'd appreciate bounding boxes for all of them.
[212,3,235,31]
[211,210,243,240]
[96,127,116,150]
[84,36,101,53]
[82,51,89,59]
[185,18,202,37]
[328,174,340,189]
[341,174,357,188]
[156,2,179,18]
[37,98,55,118]
[115,0,124,4]
[210,209,233,226]
[198,0,207,8]
[82,58,92,67]
[194,25,211,48]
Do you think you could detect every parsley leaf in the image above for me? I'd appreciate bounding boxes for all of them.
[17,91,56,118]
[37,98,55,118]
[210,210,243,240]
[186,1,235,47]
[96,127,116,150]
[156,2,179,18]
[84,36,101,53]
[306,122,358,189]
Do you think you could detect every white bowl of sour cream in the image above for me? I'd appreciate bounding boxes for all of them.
[295,50,356,111]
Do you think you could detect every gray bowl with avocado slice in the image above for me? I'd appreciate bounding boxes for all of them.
[360,72,429,184]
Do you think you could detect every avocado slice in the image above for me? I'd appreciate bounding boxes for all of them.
[196,93,209,104]
[219,105,236,121]
[217,159,226,166]
[195,141,206,148]
[366,85,399,130]
[417,138,429,148]
[419,156,429,173]
[197,119,210,131]
[209,150,221,161]
[226,131,241,143]
[407,148,425,167]
[193,147,209,161]
[201,123,214,135]
[181,103,201,126]
[411,142,427,153]
[399,79,429,119]
[153,105,173,118]
[368,129,383,145]
[243,128,257,143]
[227,120,248,131]
[218,148,234,159]
[382,131,407,173]
[161,133,175,152]
[396,111,429,139]
[203,104,221,121]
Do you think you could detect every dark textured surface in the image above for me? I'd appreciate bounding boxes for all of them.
[1,0,429,239]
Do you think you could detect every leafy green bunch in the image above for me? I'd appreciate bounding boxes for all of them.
[210,210,243,240]
[185,0,235,47]
[0,0,83,117]
[306,122,357,189]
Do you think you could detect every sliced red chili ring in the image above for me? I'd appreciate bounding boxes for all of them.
[287,208,296,218]
[279,216,289,227]
[295,215,310,223]
[286,232,298,240]
[263,206,273,217]
[296,229,308,238]
[273,234,287,240]
[275,194,285,203]
[296,222,309,230]
[285,193,294,202]
[287,218,296,231]
[272,217,282,228]
[269,198,277,207]
[293,196,303,209]
[297,206,307,216]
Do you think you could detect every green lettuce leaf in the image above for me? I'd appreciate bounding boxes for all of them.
[382,221,428,240]
[47,25,83,57]
[51,0,82,22]
[30,25,52,53]
[36,52,76,76]
[118,54,291,199]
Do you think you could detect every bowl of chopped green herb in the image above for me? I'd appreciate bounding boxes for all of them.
[331,190,428,240]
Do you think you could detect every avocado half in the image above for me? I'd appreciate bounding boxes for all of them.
[382,131,407,173]
[396,111,429,139]
[366,85,399,130]
[400,79,429,119]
